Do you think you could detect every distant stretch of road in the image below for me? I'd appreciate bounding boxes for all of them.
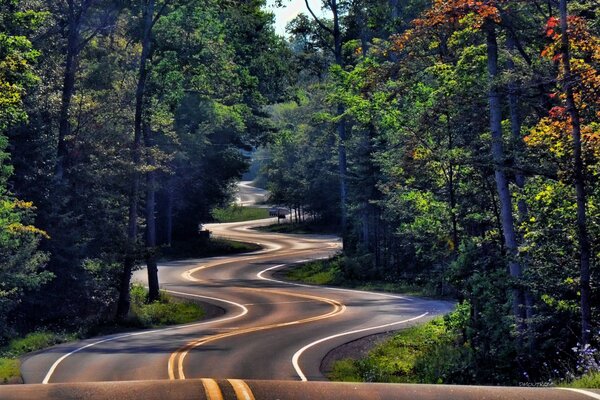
[12,183,600,399]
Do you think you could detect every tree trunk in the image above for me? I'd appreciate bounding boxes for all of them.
[304,0,348,239]
[165,176,174,246]
[145,123,159,302]
[486,23,525,329]
[446,112,458,249]
[331,1,348,236]
[506,34,535,346]
[116,0,155,320]
[55,1,82,180]
[559,0,592,345]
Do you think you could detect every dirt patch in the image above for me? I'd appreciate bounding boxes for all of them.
[320,331,397,377]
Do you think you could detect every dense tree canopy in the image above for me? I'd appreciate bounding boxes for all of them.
[262,0,599,384]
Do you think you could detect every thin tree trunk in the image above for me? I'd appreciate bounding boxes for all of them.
[55,1,82,180]
[304,0,348,237]
[332,0,348,237]
[166,176,174,246]
[116,0,155,319]
[559,0,592,345]
[486,23,525,331]
[446,112,458,249]
[506,34,535,346]
[145,123,159,302]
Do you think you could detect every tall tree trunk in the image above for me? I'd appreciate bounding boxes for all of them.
[305,0,348,237]
[55,0,83,180]
[506,34,535,345]
[145,123,159,302]
[485,23,525,330]
[446,112,458,249]
[116,0,155,320]
[559,0,592,345]
[166,175,174,246]
[331,0,348,236]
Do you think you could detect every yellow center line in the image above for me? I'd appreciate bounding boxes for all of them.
[201,378,224,400]
[228,379,255,400]
[168,288,346,380]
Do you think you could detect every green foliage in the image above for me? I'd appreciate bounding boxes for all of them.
[286,256,441,297]
[254,220,339,235]
[287,258,343,285]
[210,206,269,223]
[330,317,457,383]
[162,238,261,260]
[563,372,600,389]
[127,284,204,327]
[3,331,75,357]
[0,357,19,384]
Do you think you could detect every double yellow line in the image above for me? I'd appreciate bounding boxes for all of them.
[168,288,345,380]
[200,378,255,400]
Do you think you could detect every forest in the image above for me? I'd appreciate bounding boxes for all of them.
[1,0,599,387]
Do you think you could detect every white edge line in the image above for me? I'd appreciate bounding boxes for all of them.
[256,262,428,382]
[558,388,600,399]
[292,312,429,381]
[257,261,413,301]
[42,291,248,384]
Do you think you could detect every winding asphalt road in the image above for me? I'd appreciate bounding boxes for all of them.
[20,183,452,384]
[9,183,600,398]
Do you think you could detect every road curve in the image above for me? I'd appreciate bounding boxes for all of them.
[11,184,600,398]
[19,185,452,384]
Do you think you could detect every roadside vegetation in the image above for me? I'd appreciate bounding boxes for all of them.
[0,285,205,385]
[211,206,270,223]
[331,311,600,388]
[125,285,205,328]
[161,238,260,260]
[286,257,442,298]
[329,317,457,384]
[0,331,76,384]
[255,220,339,235]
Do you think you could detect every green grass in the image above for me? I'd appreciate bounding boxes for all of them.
[329,317,455,383]
[127,284,205,327]
[286,258,343,285]
[161,238,261,260]
[5,332,76,357]
[0,358,20,384]
[255,221,339,235]
[0,287,206,385]
[285,257,437,297]
[0,331,77,385]
[211,206,269,223]
[561,372,600,389]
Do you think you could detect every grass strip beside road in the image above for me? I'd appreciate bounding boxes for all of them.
[1,286,206,385]
[329,317,455,384]
[254,221,339,235]
[161,238,261,261]
[127,284,205,327]
[211,206,269,223]
[285,256,437,297]
[1,332,77,384]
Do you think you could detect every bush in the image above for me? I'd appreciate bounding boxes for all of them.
[4,331,75,358]
[128,284,205,328]
[563,372,600,389]
[0,358,20,384]
[330,317,457,383]
[211,206,269,223]
[286,258,343,285]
